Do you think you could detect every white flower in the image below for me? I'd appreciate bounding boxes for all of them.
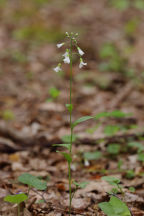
[57,42,64,48]
[54,63,61,73]
[63,49,70,64]
[77,47,84,56]
[79,58,87,68]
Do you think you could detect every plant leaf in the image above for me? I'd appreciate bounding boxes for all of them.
[102,176,120,186]
[4,193,28,204]
[18,173,47,190]
[58,152,72,164]
[66,104,73,112]
[53,144,71,151]
[73,181,89,188]
[72,116,93,128]
[99,196,131,216]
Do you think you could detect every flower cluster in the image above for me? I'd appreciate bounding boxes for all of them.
[54,32,87,72]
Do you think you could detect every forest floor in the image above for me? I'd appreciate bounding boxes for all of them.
[0,0,144,215]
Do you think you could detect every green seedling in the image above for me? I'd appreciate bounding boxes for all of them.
[102,176,124,196]
[117,160,123,170]
[104,125,120,136]
[49,87,60,99]
[129,187,135,193]
[125,170,135,179]
[137,152,144,162]
[124,18,139,36]
[99,195,131,216]
[2,110,15,121]
[4,193,28,216]
[18,173,47,191]
[109,0,130,10]
[107,144,121,155]
[128,141,144,153]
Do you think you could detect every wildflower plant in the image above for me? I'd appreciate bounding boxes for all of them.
[53,32,87,215]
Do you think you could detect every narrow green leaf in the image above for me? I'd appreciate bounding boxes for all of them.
[72,116,93,128]
[18,173,47,190]
[53,144,71,151]
[4,193,28,204]
[73,181,89,189]
[59,152,72,164]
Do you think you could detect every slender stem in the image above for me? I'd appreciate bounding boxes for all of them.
[69,38,73,153]
[68,37,73,216]
[68,163,72,216]
[17,204,20,216]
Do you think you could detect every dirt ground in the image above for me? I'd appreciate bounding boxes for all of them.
[0,0,144,215]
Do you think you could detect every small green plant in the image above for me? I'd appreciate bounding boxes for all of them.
[2,110,15,121]
[53,33,130,215]
[99,195,131,216]
[107,144,121,155]
[109,0,130,10]
[49,87,60,99]
[125,170,135,179]
[53,32,89,215]
[4,193,28,216]
[102,176,124,196]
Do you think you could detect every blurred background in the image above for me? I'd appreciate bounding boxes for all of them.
[0,0,144,145]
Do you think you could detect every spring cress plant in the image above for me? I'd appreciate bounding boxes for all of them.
[53,32,89,216]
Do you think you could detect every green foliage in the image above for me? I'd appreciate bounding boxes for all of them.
[13,26,64,44]
[4,193,28,204]
[58,152,72,164]
[72,110,128,129]
[18,173,47,190]
[61,134,77,143]
[99,43,128,74]
[49,87,60,99]
[102,176,120,186]
[86,124,100,134]
[66,104,73,112]
[124,18,139,36]
[73,181,89,189]
[134,0,144,9]
[83,151,102,160]
[99,196,131,216]
[53,143,71,151]
[129,187,135,193]
[128,142,144,153]
[104,125,120,136]
[72,116,93,129]
[95,110,129,119]
[11,50,27,63]
[110,0,130,10]
[138,153,144,162]
[117,160,123,170]
[107,144,121,155]
[2,110,15,121]
[126,170,135,179]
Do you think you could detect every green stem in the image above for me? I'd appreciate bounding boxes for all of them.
[68,163,72,215]
[17,204,20,216]
[68,37,73,216]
